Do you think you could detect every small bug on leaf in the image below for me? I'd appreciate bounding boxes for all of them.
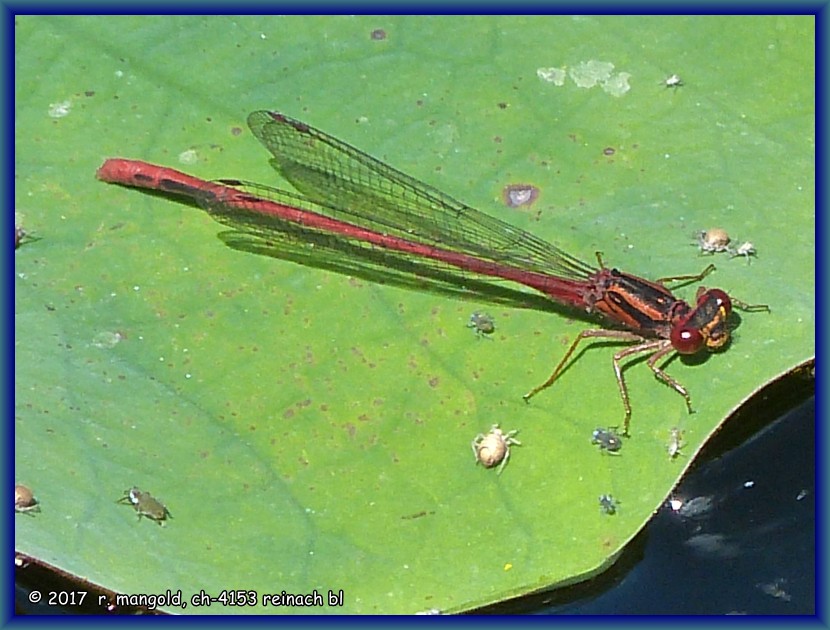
[15,484,40,515]
[599,494,619,515]
[117,487,171,525]
[591,427,622,454]
[694,228,731,255]
[663,74,684,89]
[667,427,685,459]
[472,424,521,475]
[729,240,757,264]
[467,311,496,339]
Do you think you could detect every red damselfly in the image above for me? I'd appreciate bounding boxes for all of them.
[96,110,768,435]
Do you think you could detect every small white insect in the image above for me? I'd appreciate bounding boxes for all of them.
[694,228,731,254]
[729,241,757,263]
[667,427,684,459]
[472,424,521,474]
[757,578,792,602]
[664,73,684,89]
[502,183,540,208]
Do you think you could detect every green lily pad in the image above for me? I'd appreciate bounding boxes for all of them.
[14,15,813,614]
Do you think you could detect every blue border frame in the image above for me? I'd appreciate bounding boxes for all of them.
[6,4,824,622]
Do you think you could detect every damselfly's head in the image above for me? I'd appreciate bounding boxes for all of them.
[670,289,732,354]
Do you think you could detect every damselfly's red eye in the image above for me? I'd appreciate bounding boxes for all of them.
[700,288,732,315]
[671,325,704,354]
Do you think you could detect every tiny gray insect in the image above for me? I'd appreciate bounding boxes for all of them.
[591,428,622,454]
[599,494,619,515]
[467,311,496,338]
[118,487,171,525]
